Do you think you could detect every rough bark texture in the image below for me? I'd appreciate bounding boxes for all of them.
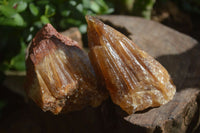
[125,88,200,132]
[98,15,200,133]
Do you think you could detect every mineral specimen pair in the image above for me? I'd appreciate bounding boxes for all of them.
[25,16,176,115]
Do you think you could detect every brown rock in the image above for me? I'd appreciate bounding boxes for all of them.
[25,23,107,114]
[86,15,176,114]
[60,27,83,48]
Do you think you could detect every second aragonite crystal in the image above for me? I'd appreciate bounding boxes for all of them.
[86,15,176,114]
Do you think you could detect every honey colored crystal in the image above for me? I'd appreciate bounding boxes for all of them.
[25,24,107,114]
[86,16,176,114]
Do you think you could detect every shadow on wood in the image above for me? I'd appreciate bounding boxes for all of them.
[156,44,200,90]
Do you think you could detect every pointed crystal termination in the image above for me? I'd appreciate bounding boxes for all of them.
[25,23,107,114]
[86,15,176,114]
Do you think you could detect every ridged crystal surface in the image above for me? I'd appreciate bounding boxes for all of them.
[86,16,176,114]
[25,24,107,114]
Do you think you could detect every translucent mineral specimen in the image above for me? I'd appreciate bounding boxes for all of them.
[86,15,176,114]
[25,24,107,114]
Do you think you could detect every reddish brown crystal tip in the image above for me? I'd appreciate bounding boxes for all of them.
[86,15,106,48]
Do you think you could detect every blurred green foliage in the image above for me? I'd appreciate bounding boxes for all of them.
[0,0,113,71]
[132,0,156,19]
[0,0,199,72]
[108,0,156,19]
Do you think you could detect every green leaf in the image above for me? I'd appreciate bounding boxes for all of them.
[82,0,90,8]
[40,15,50,24]
[95,0,107,7]
[61,10,70,17]
[29,3,39,16]
[69,0,76,6]
[66,18,81,25]
[0,5,16,17]
[33,20,43,28]
[79,24,87,34]
[13,13,25,26]
[45,4,55,17]
[36,0,49,5]
[59,18,81,29]
[88,0,114,14]
[106,8,114,14]
[0,0,114,73]
[15,1,27,13]
[76,3,83,12]
[0,3,26,26]
[132,0,156,19]
[0,13,25,26]
[90,1,100,13]
[10,55,26,70]
[10,40,26,71]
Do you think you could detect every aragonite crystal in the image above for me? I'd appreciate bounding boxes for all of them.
[25,23,107,114]
[86,15,176,114]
